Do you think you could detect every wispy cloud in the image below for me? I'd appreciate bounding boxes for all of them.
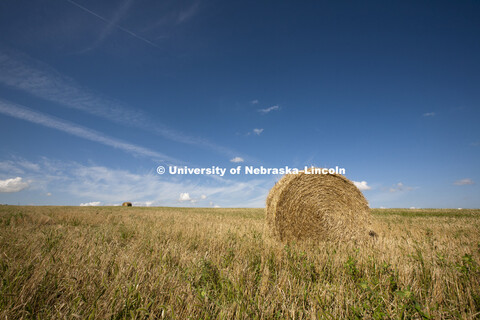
[177,2,200,24]
[453,178,474,186]
[423,112,435,117]
[388,182,414,193]
[253,128,264,135]
[251,99,259,105]
[230,157,244,163]
[353,180,371,191]
[82,0,135,51]
[0,49,249,160]
[0,49,142,124]
[0,158,39,175]
[258,105,279,114]
[0,99,179,163]
[66,0,159,48]
[0,177,29,193]
[133,201,154,207]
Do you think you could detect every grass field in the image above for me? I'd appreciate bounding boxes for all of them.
[0,206,479,319]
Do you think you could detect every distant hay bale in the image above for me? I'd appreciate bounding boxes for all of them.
[265,168,370,242]
[122,202,132,207]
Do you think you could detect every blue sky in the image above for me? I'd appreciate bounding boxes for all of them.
[0,0,479,208]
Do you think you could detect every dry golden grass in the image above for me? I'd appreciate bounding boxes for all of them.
[0,206,479,319]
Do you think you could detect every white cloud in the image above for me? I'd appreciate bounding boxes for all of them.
[0,177,29,193]
[178,193,191,201]
[423,112,435,117]
[454,178,474,186]
[251,99,259,104]
[253,128,264,135]
[230,157,244,163]
[80,201,101,206]
[178,193,200,204]
[258,105,279,114]
[353,180,371,191]
[200,194,207,199]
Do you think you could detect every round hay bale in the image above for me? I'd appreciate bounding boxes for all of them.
[122,202,132,207]
[265,168,370,242]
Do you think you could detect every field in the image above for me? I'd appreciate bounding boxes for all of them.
[0,206,479,319]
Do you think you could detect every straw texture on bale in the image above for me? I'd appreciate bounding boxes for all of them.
[122,202,132,207]
[265,168,370,242]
